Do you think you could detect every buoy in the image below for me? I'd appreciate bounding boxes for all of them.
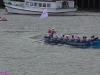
[0,17,7,21]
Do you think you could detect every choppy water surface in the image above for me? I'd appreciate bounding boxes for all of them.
[0,9,100,75]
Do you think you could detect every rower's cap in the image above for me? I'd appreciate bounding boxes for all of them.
[56,34,58,36]
[77,35,81,38]
[66,35,69,36]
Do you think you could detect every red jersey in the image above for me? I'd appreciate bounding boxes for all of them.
[48,29,52,33]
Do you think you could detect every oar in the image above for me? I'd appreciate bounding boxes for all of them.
[32,39,44,43]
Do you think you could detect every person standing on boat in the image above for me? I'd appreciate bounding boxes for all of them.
[48,29,52,34]
[49,28,56,38]
[47,29,52,38]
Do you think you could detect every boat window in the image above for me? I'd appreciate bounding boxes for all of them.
[10,0,24,2]
[47,3,50,7]
[30,2,33,6]
[25,1,29,6]
[34,3,37,6]
[43,3,46,7]
[39,3,42,7]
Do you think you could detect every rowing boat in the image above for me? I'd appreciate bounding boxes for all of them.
[44,36,100,48]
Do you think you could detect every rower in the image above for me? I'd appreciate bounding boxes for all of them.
[76,35,81,42]
[60,34,65,40]
[54,34,59,39]
[70,35,75,41]
[90,35,95,40]
[65,35,69,40]
[88,35,95,41]
[82,36,87,41]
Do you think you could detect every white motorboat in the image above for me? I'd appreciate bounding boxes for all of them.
[3,0,77,15]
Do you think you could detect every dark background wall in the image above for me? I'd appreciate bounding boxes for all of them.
[0,0,5,7]
[0,0,100,9]
[74,0,100,9]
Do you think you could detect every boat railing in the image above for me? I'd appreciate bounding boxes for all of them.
[26,0,60,2]
[9,0,24,2]
[4,0,24,7]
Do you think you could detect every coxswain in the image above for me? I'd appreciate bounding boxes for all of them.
[48,29,52,33]
[49,28,56,38]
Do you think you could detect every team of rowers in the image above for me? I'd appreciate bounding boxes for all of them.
[46,28,99,41]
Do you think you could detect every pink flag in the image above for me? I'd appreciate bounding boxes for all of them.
[40,9,48,19]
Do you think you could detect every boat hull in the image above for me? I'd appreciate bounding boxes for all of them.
[44,37,100,48]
